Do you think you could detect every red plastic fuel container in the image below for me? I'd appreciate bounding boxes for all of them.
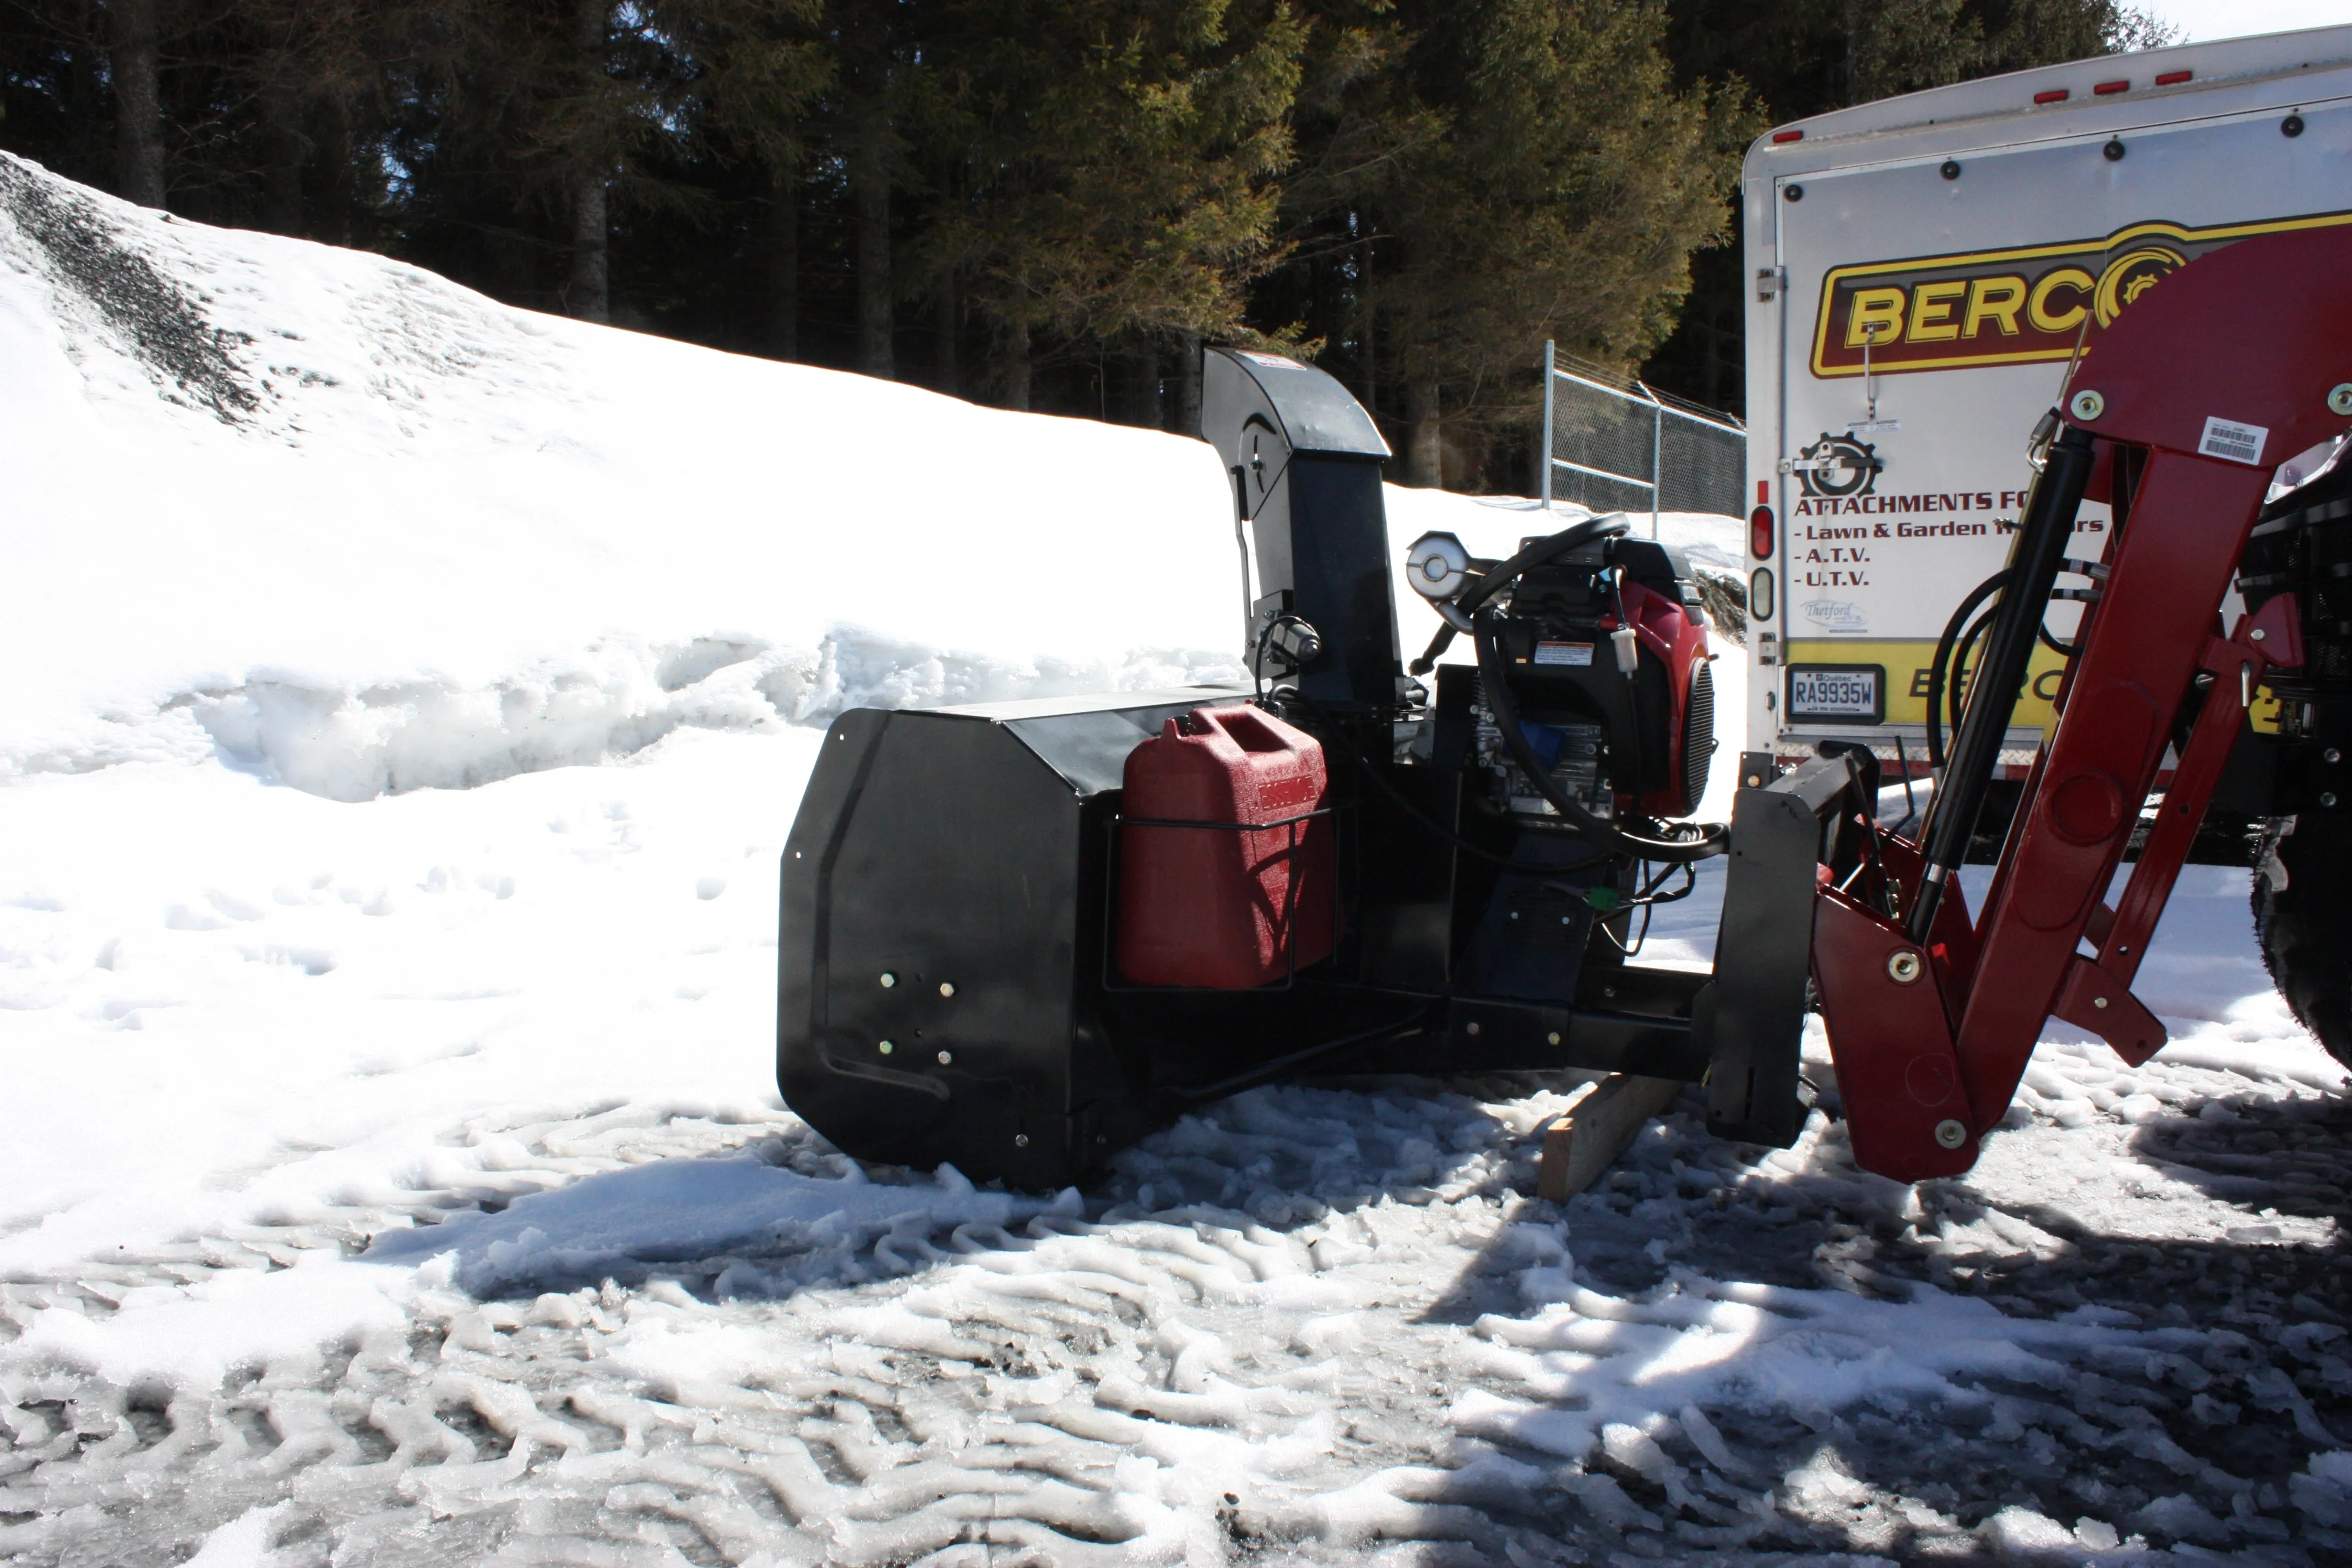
[1117,704,1336,989]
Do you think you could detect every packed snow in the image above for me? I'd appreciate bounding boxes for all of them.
[1,153,2348,1567]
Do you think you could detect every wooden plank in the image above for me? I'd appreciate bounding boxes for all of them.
[1537,1074,1685,1202]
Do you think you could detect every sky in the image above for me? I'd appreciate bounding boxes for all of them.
[2146,1,2351,43]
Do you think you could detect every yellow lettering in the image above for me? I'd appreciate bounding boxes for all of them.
[2028,267,2095,334]
[1905,280,1967,342]
[1962,275,2028,337]
[1845,287,1906,349]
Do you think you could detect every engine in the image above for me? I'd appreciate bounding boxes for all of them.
[1405,528,1716,827]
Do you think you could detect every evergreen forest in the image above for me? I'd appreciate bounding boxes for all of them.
[1,0,2171,489]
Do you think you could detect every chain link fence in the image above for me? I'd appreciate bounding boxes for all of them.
[1541,343,1745,527]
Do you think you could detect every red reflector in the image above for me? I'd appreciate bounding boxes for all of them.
[1772,128,1803,144]
[2155,69,2191,86]
[2034,88,2069,104]
[1750,505,1775,561]
[1756,479,1770,505]
[2094,79,2128,95]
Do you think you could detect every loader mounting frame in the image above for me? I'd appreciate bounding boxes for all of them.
[1783,223,2351,1180]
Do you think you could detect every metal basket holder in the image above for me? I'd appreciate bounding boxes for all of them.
[1099,806,1345,993]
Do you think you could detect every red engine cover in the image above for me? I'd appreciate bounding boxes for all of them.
[1116,704,1336,989]
[1614,579,1715,818]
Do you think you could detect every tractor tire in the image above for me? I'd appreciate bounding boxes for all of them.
[2252,814,2352,1071]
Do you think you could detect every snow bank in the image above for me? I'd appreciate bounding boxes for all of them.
[0,150,1249,794]
[2,150,1739,805]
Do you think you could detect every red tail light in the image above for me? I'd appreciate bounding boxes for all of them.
[1750,505,1775,560]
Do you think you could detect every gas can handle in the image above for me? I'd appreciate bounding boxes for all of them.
[1195,704,1297,755]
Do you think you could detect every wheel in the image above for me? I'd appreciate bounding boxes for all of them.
[2252,814,2352,1070]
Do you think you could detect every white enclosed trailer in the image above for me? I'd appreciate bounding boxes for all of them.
[1741,24,2352,780]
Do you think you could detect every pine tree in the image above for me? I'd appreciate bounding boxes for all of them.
[1266,0,1749,486]
[915,0,1305,407]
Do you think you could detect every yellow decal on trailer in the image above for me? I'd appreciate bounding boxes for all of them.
[1785,639,2072,728]
[1809,209,2352,379]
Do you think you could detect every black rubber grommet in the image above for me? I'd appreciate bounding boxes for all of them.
[1784,183,1804,202]
[2284,113,2306,137]
[1941,160,1961,180]
[2103,139,2126,161]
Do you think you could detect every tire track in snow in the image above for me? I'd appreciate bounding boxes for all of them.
[1,1070,2350,1564]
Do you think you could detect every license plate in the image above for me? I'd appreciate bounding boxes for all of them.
[1789,665,1882,722]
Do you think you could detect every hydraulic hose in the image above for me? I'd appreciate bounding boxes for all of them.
[1947,607,1996,752]
[1923,569,2012,771]
[1472,607,1726,863]
[1906,424,2097,943]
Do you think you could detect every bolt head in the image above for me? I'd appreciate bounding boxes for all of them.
[937,1050,953,1065]
[1547,1031,1562,1046]
[939,982,956,997]
[1887,950,1924,984]
[2092,995,2109,1009]
[1014,1134,1030,1148]
[878,1039,894,1055]
[2326,792,2340,808]
[880,972,896,988]
[2330,383,2352,417]
[2068,389,2106,422]
[2328,748,2342,764]
[1934,1118,1968,1150]
[1464,1021,1482,1037]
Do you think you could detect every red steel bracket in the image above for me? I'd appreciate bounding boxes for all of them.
[1812,887,1977,1180]
[2050,956,2165,1065]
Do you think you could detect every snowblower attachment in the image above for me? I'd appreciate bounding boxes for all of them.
[781,232,2352,1186]
[777,345,1863,1185]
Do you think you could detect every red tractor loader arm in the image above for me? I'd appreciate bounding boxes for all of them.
[1804,222,2352,1181]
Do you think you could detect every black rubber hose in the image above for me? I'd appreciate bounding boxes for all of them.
[1472,608,1726,863]
[1923,568,2012,771]
[1454,515,1632,616]
[1907,424,2098,944]
[1946,605,1996,755]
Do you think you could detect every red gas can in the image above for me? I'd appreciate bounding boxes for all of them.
[1117,704,1336,989]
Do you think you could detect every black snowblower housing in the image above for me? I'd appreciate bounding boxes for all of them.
[777,348,1856,1186]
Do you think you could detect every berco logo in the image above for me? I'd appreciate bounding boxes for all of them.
[1809,209,2352,379]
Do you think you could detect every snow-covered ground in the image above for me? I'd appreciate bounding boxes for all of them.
[1,154,2349,1567]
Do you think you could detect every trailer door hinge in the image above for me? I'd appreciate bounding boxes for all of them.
[1756,266,1787,301]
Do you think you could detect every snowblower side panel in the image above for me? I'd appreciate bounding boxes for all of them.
[778,695,1234,1185]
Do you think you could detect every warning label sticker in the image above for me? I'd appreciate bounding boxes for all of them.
[2198,416,2270,466]
[1534,641,1595,667]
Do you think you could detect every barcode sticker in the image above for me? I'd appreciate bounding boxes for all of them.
[2198,415,2270,466]
[1533,641,1594,667]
